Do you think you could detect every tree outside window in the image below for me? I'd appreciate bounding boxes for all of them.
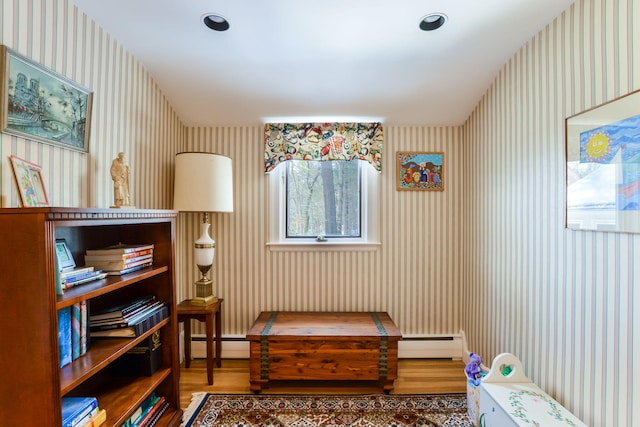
[286,160,361,238]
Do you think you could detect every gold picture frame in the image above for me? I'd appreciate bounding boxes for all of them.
[9,155,49,207]
[0,45,93,152]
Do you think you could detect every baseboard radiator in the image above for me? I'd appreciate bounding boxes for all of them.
[184,332,466,361]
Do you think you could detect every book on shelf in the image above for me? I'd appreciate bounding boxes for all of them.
[72,303,81,360]
[91,299,163,329]
[84,255,153,272]
[122,393,158,427]
[69,300,90,359]
[58,307,72,368]
[90,295,156,322]
[80,299,89,355]
[105,262,153,276]
[138,396,167,427]
[58,302,94,365]
[90,302,166,334]
[146,400,170,427]
[62,268,98,282]
[122,393,159,427]
[73,406,99,427]
[90,305,169,338]
[78,408,106,427]
[83,248,153,262]
[121,300,165,325]
[85,243,154,256]
[55,253,63,296]
[90,300,163,330]
[89,301,155,326]
[61,396,98,427]
[150,400,170,427]
[60,266,95,279]
[63,271,108,289]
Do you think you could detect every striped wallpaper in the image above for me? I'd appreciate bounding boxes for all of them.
[1,1,637,426]
[0,0,181,210]
[463,1,639,426]
[177,126,464,337]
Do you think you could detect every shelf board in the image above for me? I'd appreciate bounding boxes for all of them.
[60,318,170,394]
[56,265,169,309]
[95,367,172,426]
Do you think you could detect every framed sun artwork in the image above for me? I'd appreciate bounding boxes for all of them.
[565,88,640,233]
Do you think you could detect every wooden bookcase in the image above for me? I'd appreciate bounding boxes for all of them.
[0,208,182,426]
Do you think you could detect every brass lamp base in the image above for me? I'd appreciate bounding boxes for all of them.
[191,278,217,306]
[191,295,217,306]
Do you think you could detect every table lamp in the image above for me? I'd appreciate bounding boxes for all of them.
[174,152,233,305]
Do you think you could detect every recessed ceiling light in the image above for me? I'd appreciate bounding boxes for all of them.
[203,14,230,31]
[419,13,447,31]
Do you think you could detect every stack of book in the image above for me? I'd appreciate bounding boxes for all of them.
[121,393,169,427]
[84,243,154,276]
[54,240,107,295]
[58,301,90,367]
[90,295,168,338]
[62,396,106,427]
[60,266,108,290]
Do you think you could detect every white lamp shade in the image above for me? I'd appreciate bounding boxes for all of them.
[173,152,234,212]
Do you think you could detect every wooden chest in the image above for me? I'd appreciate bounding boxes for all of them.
[246,311,402,393]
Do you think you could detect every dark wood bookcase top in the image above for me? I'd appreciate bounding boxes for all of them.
[0,208,182,426]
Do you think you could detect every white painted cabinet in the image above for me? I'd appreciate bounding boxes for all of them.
[479,353,586,427]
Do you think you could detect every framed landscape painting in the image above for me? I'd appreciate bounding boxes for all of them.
[565,88,640,234]
[0,46,92,152]
[396,151,444,191]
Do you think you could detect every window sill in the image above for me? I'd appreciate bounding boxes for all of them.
[266,241,381,252]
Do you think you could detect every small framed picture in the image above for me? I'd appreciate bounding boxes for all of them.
[55,239,76,271]
[396,151,444,191]
[9,155,49,206]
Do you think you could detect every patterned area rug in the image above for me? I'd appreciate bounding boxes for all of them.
[181,393,472,427]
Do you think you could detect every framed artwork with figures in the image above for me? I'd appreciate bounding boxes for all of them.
[396,151,444,191]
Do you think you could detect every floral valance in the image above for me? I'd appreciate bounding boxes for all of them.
[264,122,383,173]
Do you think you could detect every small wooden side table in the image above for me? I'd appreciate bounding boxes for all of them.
[177,298,223,385]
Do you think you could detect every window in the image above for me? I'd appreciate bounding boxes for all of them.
[268,160,379,251]
[286,160,361,239]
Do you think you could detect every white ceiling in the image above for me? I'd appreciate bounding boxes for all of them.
[69,0,575,127]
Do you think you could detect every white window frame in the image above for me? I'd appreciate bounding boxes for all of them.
[267,160,380,252]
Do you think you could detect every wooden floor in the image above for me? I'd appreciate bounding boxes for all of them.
[179,358,468,410]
